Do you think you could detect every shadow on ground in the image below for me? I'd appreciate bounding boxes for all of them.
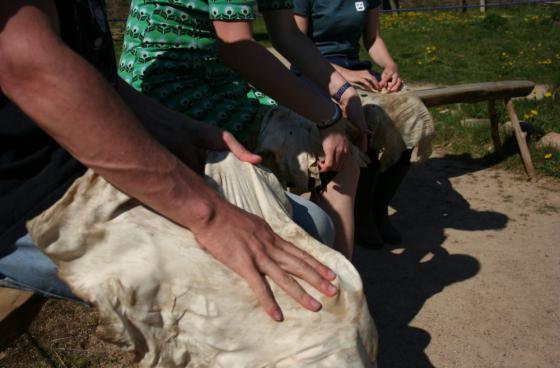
[353,154,509,367]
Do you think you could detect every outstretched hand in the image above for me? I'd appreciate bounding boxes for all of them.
[190,200,338,321]
[190,123,262,165]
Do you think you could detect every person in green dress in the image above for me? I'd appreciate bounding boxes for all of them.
[119,0,369,259]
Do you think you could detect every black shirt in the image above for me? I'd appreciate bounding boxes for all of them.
[0,0,117,246]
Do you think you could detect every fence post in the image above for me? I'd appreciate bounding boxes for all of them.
[461,0,467,13]
[382,0,399,11]
[480,0,486,13]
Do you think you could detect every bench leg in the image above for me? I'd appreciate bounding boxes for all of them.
[488,100,503,155]
[504,99,537,181]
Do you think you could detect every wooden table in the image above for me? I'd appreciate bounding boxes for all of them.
[413,80,537,180]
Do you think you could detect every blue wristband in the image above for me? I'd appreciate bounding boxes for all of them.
[333,82,352,102]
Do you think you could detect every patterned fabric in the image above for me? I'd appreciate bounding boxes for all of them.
[119,0,292,143]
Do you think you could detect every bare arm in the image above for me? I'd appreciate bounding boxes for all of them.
[363,8,401,92]
[0,1,338,321]
[267,11,354,104]
[294,13,380,92]
[214,20,351,170]
[265,9,368,150]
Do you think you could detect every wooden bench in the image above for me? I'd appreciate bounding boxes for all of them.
[413,80,537,180]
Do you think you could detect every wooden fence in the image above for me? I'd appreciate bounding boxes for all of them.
[381,0,550,12]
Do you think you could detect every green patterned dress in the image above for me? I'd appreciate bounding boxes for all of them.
[119,0,293,143]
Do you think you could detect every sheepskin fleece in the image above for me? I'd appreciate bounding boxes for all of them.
[27,152,377,368]
[254,106,366,194]
[359,90,435,170]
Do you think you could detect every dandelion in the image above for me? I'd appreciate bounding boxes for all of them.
[545,92,552,98]
[538,59,552,65]
[524,113,530,120]
[544,153,552,159]
[530,109,539,116]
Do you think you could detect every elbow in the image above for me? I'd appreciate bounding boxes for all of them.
[0,36,37,94]
[0,33,60,97]
[0,39,15,90]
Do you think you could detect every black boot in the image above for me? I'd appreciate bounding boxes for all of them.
[372,150,412,244]
[354,151,384,249]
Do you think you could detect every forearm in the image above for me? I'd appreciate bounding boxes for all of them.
[266,12,349,98]
[0,14,220,230]
[217,37,334,124]
[368,37,396,70]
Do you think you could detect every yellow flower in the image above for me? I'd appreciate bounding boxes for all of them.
[544,153,552,159]
[523,113,530,120]
[545,92,552,97]
[530,109,539,116]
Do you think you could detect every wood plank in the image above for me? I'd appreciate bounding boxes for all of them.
[0,288,33,321]
[505,99,537,181]
[413,81,535,107]
[488,99,502,155]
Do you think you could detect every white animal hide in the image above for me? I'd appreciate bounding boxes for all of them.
[27,152,377,368]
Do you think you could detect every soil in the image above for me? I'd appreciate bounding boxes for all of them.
[1,152,559,367]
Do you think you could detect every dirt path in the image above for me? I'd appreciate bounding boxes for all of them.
[1,153,559,367]
[355,153,560,367]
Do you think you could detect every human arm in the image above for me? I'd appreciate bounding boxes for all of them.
[363,7,401,92]
[117,78,262,174]
[263,9,368,151]
[214,20,352,169]
[0,0,338,321]
[293,14,380,93]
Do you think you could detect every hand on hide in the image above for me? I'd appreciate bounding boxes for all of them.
[379,63,402,92]
[191,200,338,322]
[339,69,380,92]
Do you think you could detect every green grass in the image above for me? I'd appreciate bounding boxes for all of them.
[431,94,560,178]
[372,5,560,179]
[373,6,560,85]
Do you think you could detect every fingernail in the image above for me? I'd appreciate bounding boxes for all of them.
[309,298,322,311]
[272,309,283,322]
[327,269,336,279]
[327,284,338,295]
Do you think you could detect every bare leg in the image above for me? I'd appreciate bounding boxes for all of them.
[312,155,360,259]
